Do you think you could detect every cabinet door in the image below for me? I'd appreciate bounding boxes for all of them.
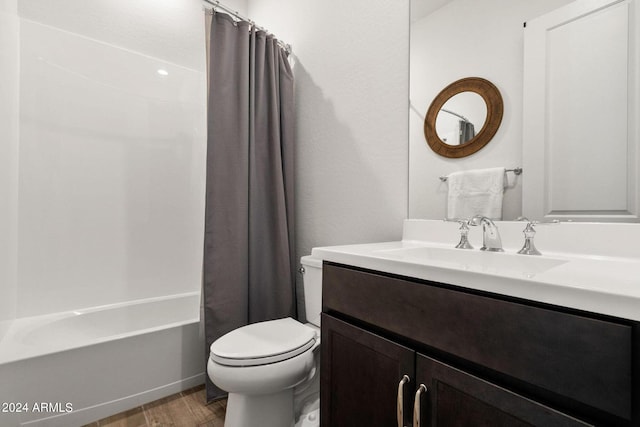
[415,354,594,427]
[321,314,415,427]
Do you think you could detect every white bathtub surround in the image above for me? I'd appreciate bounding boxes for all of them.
[16,16,206,317]
[6,0,207,317]
[0,293,203,427]
[0,5,207,423]
[1,2,212,426]
[0,5,19,341]
[311,219,640,322]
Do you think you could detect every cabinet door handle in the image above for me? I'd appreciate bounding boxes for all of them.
[412,384,428,427]
[397,375,410,427]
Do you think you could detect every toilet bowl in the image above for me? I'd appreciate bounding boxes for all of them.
[207,256,322,427]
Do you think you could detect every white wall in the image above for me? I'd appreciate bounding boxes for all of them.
[0,0,19,333]
[409,0,574,220]
[248,0,410,263]
[15,0,207,316]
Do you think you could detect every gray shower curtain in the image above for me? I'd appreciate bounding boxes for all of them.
[459,120,475,144]
[203,11,296,402]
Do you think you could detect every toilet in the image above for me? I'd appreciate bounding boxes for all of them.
[207,255,322,427]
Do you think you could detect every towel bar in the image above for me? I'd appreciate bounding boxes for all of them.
[439,167,522,182]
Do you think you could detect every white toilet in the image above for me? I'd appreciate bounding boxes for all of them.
[207,255,322,427]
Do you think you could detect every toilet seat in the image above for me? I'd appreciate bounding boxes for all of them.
[210,317,317,367]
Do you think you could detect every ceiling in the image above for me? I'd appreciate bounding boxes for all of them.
[410,0,455,22]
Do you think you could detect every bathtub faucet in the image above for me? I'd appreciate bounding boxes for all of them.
[469,215,504,252]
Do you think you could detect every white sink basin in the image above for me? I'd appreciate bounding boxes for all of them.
[373,246,568,277]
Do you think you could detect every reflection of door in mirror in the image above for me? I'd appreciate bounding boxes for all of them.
[522,0,639,222]
[436,92,487,145]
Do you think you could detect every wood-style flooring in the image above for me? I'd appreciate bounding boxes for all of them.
[82,385,226,427]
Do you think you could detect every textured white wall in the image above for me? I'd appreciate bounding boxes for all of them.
[248,0,410,264]
[0,1,19,333]
[409,0,574,220]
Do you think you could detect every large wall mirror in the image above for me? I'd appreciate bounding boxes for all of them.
[409,0,639,222]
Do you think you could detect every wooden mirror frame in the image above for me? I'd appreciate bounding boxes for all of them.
[424,77,503,158]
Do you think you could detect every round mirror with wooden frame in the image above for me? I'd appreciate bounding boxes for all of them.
[424,77,503,158]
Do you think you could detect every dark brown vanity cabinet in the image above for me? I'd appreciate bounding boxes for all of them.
[320,262,638,427]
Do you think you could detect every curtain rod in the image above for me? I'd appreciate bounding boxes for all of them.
[440,108,470,123]
[203,0,292,53]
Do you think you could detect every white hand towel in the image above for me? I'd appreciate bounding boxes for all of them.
[446,167,505,220]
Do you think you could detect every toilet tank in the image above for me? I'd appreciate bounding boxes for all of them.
[300,255,322,327]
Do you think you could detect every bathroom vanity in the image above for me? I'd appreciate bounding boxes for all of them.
[314,220,640,427]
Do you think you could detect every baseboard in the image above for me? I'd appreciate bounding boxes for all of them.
[20,373,206,427]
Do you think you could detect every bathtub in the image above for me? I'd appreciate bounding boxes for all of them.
[0,292,205,427]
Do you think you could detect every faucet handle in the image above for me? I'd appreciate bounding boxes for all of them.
[443,217,468,223]
[443,218,474,249]
[517,216,560,225]
[455,219,474,250]
[516,217,541,255]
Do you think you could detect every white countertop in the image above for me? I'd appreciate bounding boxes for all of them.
[311,220,640,321]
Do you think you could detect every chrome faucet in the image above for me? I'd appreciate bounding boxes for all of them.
[469,215,504,252]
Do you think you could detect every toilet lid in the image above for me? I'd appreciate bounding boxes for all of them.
[210,317,317,367]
